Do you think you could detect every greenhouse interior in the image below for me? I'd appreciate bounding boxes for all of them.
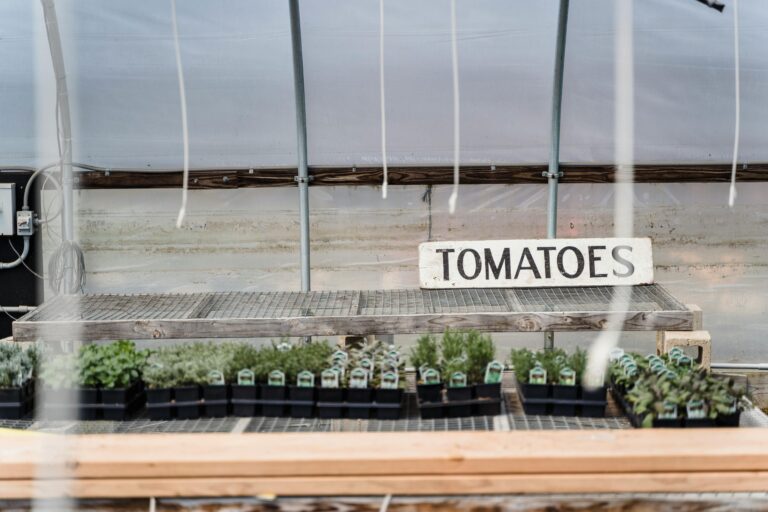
[1,0,767,510]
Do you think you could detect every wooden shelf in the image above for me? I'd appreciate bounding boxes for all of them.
[12,285,693,342]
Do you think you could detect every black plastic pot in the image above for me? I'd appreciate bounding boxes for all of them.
[517,380,549,399]
[346,388,373,419]
[174,385,202,419]
[552,384,578,400]
[231,384,259,417]
[203,384,230,417]
[288,386,315,418]
[375,389,404,420]
[41,387,100,420]
[581,385,607,402]
[716,411,741,427]
[473,398,502,416]
[317,387,345,419]
[261,384,287,417]
[684,417,716,428]
[0,383,33,420]
[100,380,145,421]
[446,387,473,418]
[473,383,502,400]
[418,402,445,419]
[416,383,442,403]
[146,387,174,420]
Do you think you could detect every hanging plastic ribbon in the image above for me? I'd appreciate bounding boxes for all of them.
[379,0,388,199]
[728,0,740,208]
[171,0,190,228]
[448,0,460,214]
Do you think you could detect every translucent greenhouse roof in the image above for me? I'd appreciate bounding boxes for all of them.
[1,0,766,170]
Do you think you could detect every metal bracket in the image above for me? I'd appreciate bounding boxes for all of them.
[542,170,563,179]
[294,176,314,184]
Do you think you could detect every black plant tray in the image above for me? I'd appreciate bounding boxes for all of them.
[39,383,147,421]
[0,380,35,420]
[417,384,503,419]
[316,388,406,420]
[146,385,229,420]
[516,379,607,417]
[611,385,741,428]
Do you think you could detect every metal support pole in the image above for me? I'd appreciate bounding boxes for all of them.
[544,0,570,350]
[289,0,311,292]
[41,0,75,294]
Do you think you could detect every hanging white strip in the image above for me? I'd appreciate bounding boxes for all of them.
[585,0,634,388]
[379,0,388,199]
[448,0,460,214]
[728,0,740,208]
[171,0,190,228]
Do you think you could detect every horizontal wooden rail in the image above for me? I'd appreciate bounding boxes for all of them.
[71,163,768,189]
[1,430,767,498]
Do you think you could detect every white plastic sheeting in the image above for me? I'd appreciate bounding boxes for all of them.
[1,0,767,168]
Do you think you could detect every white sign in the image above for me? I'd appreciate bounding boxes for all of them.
[419,238,654,288]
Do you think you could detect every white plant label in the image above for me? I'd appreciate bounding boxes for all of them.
[419,238,653,288]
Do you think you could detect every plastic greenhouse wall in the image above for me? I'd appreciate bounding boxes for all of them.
[1,0,767,361]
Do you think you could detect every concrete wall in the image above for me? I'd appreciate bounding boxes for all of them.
[53,181,768,363]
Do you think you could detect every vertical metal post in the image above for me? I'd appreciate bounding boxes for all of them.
[544,0,570,350]
[41,0,75,293]
[289,0,311,292]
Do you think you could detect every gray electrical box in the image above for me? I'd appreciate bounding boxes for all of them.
[0,183,16,236]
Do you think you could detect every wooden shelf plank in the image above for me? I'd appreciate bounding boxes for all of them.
[2,430,767,481]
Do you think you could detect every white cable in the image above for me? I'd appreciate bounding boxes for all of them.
[379,0,388,199]
[728,0,740,208]
[171,0,190,228]
[448,0,460,214]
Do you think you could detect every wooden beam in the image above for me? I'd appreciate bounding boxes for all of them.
[73,164,768,189]
[4,472,768,499]
[3,430,768,480]
[12,310,693,342]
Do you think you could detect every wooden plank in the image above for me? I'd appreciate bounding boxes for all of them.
[2,430,767,480]
[12,310,693,342]
[3,472,768,499]
[73,164,768,189]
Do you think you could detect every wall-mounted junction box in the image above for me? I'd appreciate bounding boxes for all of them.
[0,183,16,236]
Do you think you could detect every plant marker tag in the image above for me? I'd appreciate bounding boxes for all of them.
[237,369,255,386]
[619,354,634,367]
[484,361,504,384]
[321,369,339,388]
[387,350,399,362]
[667,347,684,359]
[529,364,547,385]
[686,399,706,419]
[360,357,374,378]
[349,368,369,389]
[423,368,440,385]
[381,371,399,390]
[268,370,285,387]
[449,371,467,388]
[381,359,398,374]
[332,349,348,364]
[650,360,666,373]
[207,370,225,386]
[677,355,694,367]
[296,370,315,388]
[659,401,678,420]
[663,369,678,380]
[559,367,576,386]
[608,348,625,362]
[277,342,291,352]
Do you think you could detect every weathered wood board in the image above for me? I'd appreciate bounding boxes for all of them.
[419,238,654,288]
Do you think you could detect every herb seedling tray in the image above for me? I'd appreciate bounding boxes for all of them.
[610,384,741,428]
[515,379,607,418]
